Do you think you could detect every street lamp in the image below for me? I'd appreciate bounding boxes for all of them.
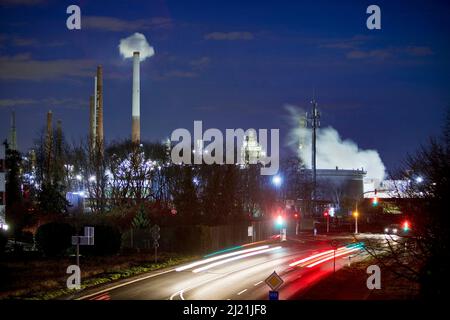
[353,210,359,234]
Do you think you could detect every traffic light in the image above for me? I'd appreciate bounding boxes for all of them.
[402,220,410,232]
[323,210,329,217]
[372,196,379,206]
[372,189,378,207]
[276,215,284,227]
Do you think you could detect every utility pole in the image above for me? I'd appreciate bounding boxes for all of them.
[307,99,320,217]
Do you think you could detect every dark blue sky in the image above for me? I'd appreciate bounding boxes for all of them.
[0,0,449,172]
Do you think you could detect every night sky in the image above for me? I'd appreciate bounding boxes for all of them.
[0,0,449,173]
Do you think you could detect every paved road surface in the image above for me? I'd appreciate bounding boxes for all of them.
[76,234,368,300]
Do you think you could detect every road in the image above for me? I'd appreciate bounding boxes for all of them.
[77,235,368,300]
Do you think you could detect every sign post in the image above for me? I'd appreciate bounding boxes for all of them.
[71,226,94,267]
[151,224,160,263]
[330,240,338,273]
[248,225,254,242]
[265,271,284,300]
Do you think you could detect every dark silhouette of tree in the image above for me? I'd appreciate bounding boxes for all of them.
[362,107,450,299]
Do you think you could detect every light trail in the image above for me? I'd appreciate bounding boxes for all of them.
[175,245,270,272]
[306,246,363,268]
[192,246,282,273]
[204,245,244,258]
[237,289,248,295]
[289,249,336,267]
[288,244,358,267]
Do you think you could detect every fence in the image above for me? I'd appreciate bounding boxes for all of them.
[122,220,274,254]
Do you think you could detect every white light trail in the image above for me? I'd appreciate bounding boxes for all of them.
[237,289,248,295]
[289,250,335,267]
[306,247,362,268]
[289,246,352,267]
[192,246,282,273]
[175,245,270,272]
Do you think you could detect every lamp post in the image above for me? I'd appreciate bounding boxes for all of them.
[353,209,359,234]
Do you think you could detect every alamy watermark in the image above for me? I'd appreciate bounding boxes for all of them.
[366,264,381,290]
[66,265,81,290]
[170,121,279,175]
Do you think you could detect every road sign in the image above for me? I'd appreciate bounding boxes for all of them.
[280,228,287,241]
[269,290,279,300]
[330,240,338,249]
[72,226,95,266]
[71,236,79,245]
[85,226,94,237]
[265,271,284,291]
[151,224,160,240]
[151,225,160,263]
[248,225,253,237]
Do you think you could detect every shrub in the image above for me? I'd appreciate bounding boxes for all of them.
[81,225,122,256]
[35,222,74,256]
[0,231,7,254]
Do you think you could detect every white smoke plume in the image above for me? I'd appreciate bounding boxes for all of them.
[119,32,155,61]
[285,104,386,181]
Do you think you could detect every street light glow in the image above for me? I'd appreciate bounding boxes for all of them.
[276,215,284,226]
[272,175,282,187]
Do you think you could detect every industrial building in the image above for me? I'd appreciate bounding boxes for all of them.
[315,168,366,201]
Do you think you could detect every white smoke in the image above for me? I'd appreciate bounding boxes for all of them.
[118,32,155,61]
[285,104,386,181]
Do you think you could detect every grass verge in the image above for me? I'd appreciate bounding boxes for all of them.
[0,252,197,300]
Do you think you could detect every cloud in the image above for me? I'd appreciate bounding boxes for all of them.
[189,56,210,68]
[318,35,371,50]
[0,53,96,80]
[151,70,197,80]
[285,105,386,181]
[119,33,155,61]
[12,36,37,47]
[0,34,66,48]
[346,46,433,60]
[0,0,45,6]
[0,97,87,109]
[346,49,392,60]
[204,31,254,41]
[165,70,196,78]
[84,16,172,32]
[0,98,36,107]
[319,36,433,61]
[404,46,433,57]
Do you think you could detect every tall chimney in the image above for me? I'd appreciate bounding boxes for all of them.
[89,95,96,153]
[45,110,53,181]
[10,111,17,151]
[96,66,104,149]
[132,51,140,144]
[56,119,62,159]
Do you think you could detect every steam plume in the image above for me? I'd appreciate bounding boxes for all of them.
[285,104,386,181]
[119,32,155,61]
